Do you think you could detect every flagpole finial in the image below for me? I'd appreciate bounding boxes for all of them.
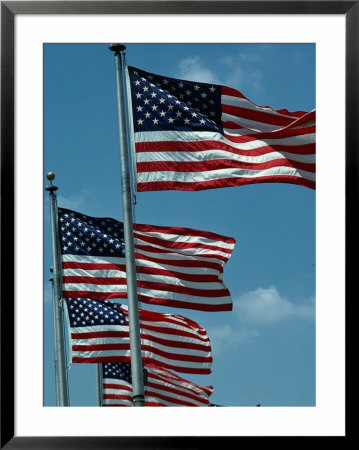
[45,172,58,192]
[109,43,126,53]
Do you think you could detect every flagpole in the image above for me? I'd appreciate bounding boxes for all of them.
[109,43,145,406]
[46,172,69,406]
[49,273,61,403]
[96,364,103,406]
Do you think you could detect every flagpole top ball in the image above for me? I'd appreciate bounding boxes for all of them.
[45,172,58,192]
[109,43,126,53]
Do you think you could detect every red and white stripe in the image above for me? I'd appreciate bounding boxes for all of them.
[62,223,235,312]
[134,85,315,191]
[66,304,212,374]
[103,363,214,407]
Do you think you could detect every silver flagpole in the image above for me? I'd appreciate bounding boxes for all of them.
[96,364,103,406]
[109,43,145,406]
[49,272,61,403]
[46,172,69,406]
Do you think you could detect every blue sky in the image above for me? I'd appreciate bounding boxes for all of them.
[44,43,315,407]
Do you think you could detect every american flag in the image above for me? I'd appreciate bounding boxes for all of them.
[102,362,214,406]
[59,207,235,311]
[127,66,315,191]
[64,297,212,374]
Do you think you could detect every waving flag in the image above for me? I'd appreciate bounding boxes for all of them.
[64,297,212,374]
[127,66,315,191]
[59,208,235,311]
[102,362,214,406]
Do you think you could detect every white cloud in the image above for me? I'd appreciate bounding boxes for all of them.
[220,53,265,95]
[234,286,315,325]
[57,189,92,211]
[177,56,220,84]
[176,53,265,96]
[206,324,258,356]
[206,287,314,356]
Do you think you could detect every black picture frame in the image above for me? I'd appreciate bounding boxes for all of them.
[1,1,354,447]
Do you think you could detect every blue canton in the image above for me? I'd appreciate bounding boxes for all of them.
[58,208,125,257]
[102,362,148,385]
[128,66,223,134]
[103,362,132,383]
[64,298,126,327]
